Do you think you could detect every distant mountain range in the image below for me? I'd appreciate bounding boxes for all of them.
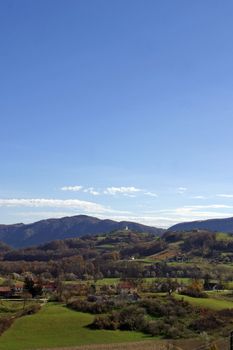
[0,215,164,248]
[169,216,233,233]
[3,214,233,249]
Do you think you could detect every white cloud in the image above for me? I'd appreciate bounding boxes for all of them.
[104,186,142,196]
[177,187,187,194]
[61,185,158,198]
[61,186,83,192]
[217,194,233,198]
[143,203,233,227]
[184,204,233,209]
[191,195,206,199]
[0,198,110,214]
[144,191,158,198]
[83,187,100,196]
[3,200,233,229]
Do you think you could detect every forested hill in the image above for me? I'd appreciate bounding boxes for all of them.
[0,215,164,248]
[169,216,233,233]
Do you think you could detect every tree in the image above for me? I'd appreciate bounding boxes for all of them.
[24,277,43,298]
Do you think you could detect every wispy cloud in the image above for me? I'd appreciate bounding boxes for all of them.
[104,186,142,196]
[144,191,158,197]
[143,204,233,227]
[177,187,187,194]
[191,195,206,199]
[0,198,111,214]
[217,194,233,198]
[83,187,100,196]
[60,184,158,198]
[61,186,83,192]
[184,204,233,209]
[2,200,233,229]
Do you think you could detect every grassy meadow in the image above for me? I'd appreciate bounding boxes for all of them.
[0,303,149,350]
[174,293,233,310]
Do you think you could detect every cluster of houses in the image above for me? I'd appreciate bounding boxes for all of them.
[0,282,56,298]
[0,277,224,300]
[0,284,24,298]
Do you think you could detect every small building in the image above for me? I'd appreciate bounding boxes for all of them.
[117,281,137,294]
[42,282,57,293]
[13,284,24,294]
[0,286,12,298]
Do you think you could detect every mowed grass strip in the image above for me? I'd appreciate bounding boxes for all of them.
[174,293,233,310]
[0,303,149,350]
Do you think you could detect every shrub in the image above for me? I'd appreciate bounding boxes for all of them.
[91,305,148,332]
[118,305,147,331]
[91,313,119,330]
[18,304,41,317]
[190,314,223,332]
[67,299,114,314]
[180,280,208,298]
[146,320,159,336]
[165,325,183,339]
[139,297,191,318]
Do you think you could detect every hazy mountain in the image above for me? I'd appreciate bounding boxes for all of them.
[0,215,164,248]
[169,216,233,233]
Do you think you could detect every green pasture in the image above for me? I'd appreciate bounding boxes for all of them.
[64,278,120,286]
[95,278,120,285]
[174,293,233,310]
[0,303,149,350]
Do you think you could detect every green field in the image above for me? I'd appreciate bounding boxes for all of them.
[0,300,30,316]
[0,303,149,350]
[216,232,233,241]
[64,278,120,286]
[174,293,233,310]
[0,277,5,285]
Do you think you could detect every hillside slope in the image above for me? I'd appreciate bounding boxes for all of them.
[0,215,164,248]
[169,216,233,233]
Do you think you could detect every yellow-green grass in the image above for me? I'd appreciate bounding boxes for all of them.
[133,258,155,264]
[65,277,190,287]
[226,281,233,289]
[174,293,233,310]
[0,303,149,350]
[94,278,120,286]
[96,244,115,249]
[0,300,24,315]
[0,300,40,318]
[64,278,120,286]
[216,232,233,241]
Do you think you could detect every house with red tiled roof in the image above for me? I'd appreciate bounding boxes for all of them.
[0,286,12,298]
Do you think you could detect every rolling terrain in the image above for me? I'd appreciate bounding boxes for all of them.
[169,216,233,233]
[0,215,164,248]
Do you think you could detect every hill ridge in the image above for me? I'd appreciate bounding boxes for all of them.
[169,216,233,233]
[0,214,164,248]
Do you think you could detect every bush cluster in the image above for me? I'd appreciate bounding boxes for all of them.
[91,301,189,338]
[91,305,147,332]
[189,313,223,332]
[67,299,114,314]
[139,297,192,318]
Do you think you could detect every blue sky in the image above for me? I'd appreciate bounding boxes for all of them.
[1,0,233,227]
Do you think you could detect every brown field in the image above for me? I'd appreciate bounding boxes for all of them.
[149,249,178,261]
[37,338,229,350]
